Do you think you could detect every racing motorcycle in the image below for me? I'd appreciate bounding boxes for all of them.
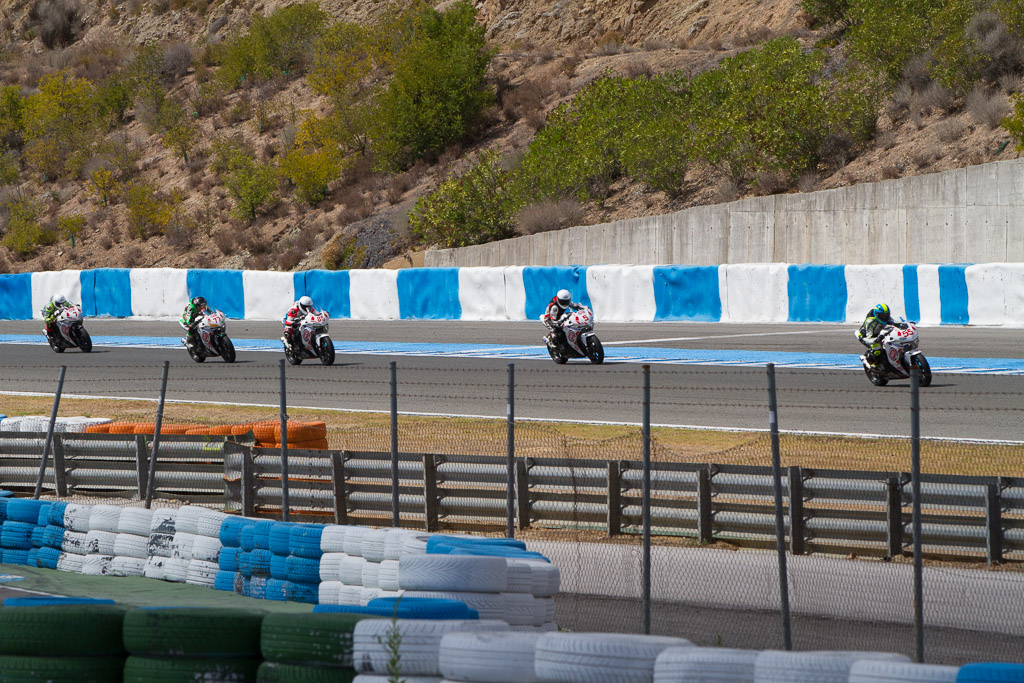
[46,304,92,353]
[283,308,335,366]
[182,309,236,363]
[861,319,932,387]
[544,306,604,365]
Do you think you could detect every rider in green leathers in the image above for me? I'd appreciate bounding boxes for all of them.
[856,303,893,368]
[42,294,73,339]
[179,296,208,349]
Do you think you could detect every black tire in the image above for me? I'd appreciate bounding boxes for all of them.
[863,363,888,386]
[123,607,264,657]
[915,354,932,387]
[187,344,205,363]
[256,662,355,683]
[547,342,568,365]
[585,335,604,365]
[219,335,236,363]
[73,326,92,352]
[0,605,126,656]
[47,335,64,353]
[261,613,369,667]
[0,655,124,682]
[317,337,335,366]
[284,345,302,365]
[124,655,260,683]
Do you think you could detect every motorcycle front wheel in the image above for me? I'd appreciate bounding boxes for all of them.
[914,354,932,387]
[585,336,604,365]
[317,337,335,366]
[73,327,92,353]
[218,336,236,363]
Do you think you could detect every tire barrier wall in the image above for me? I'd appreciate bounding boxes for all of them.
[2,263,1023,324]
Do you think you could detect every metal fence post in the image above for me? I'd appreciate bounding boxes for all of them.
[506,362,515,539]
[279,358,290,522]
[607,461,622,537]
[766,363,793,651]
[241,447,255,517]
[911,366,924,663]
[330,452,347,525]
[886,475,904,560]
[33,365,66,500]
[641,364,652,635]
[985,481,1003,566]
[144,361,169,508]
[423,454,439,532]
[516,459,531,529]
[697,466,713,544]
[390,360,400,527]
[52,434,67,497]
[788,466,805,555]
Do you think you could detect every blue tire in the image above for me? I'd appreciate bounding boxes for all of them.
[42,525,64,548]
[1,549,31,565]
[46,502,67,527]
[270,554,289,581]
[367,597,473,619]
[249,549,272,576]
[218,518,248,547]
[5,500,45,524]
[236,551,253,578]
[426,535,527,552]
[4,596,116,607]
[219,547,239,572]
[288,525,324,559]
[265,579,288,601]
[284,581,318,605]
[29,526,45,549]
[957,663,1024,681]
[253,521,273,550]
[1,522,35,550]
[35,504,51,527]
[268,523,293,556]
[248,576,268,599]
[285,556,320,584]
[37,547,59,569]
[238,525,257,551]
[214,570,237,592]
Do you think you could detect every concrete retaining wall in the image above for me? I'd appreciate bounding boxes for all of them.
[425,159,1024,268]
[2,264,1022,324]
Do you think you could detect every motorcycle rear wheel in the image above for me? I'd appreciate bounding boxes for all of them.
[48,335,65,353]
[218,336,236,363]
[914,354,932,387]
[187,344,205,363]
[284,345,302,365]
[585,336,604,365]
[73,327,92,353]
[863,362,888,386]
[317,337,335,366]
[547,342,568,365]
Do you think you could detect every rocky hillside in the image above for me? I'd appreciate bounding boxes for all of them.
[0,0,1019,274]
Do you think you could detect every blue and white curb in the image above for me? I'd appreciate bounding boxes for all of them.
[1,334,1022,375]
[2,263,1023,325]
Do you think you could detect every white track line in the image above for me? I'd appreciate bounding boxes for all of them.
[1,390,1019,445]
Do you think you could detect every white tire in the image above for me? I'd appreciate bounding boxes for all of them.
[337,585,363,606]
[354,619,509,676]
[148,532,175,558]
[359,587,382,605]
[378,560,400,590]
[522,561,560,597]
[173,531,196,560]
[85,530,116,555]
[150,508,177,534]
[399,555,508,593]
[56,552,85,573]
[117,507,154,535]
[87,505,122,533]
[340,556,368,585]
[361,529,389,562]
[402,591,506,621]
[320,552,348,582]
[535,633,693,683]
[848,660,959,683]
[186,559,220,587]
[195,509,228,537]
[111,556,147,577]
[64,504,92,532]
[376,590,401,601]
[383,529,411,560]
[361,561,381,588]
[654,646,758,683]
[162,557,189,583]
[174,505,203,534]
[506,561,533,593]
[343,526,369,557]
[400,533,431,556]
[61,531,89,555]
[80,554,114,576]
[191,535,223,563]
[144,556,166,579]
[439,631,542,683]
[754,651,911,683]
[319,580,344,605]
[321,525,347,553]
[502,592,541,626]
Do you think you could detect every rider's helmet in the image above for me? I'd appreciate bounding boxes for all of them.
[192,296,207,310]
[298,296,314,313]
[53,294,66,306]
[872,303,891,322]
[556,289,571,308]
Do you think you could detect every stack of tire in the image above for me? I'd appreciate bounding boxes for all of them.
[318,526,413,607]
[34,501,65,569]
[111,507,152,577]
[187,507,227,589]
[55,502,93,573]
[252,420,329,450]
[0,599,127,681]
[282,523,324,604]
[81,504,121,576]
[0,416,112,433]
[144,507,176,580]
[260,611,376,680]
[122,607,264,681]
[215,516,252,593]
[238,520,275,599]
[1,499,46,566]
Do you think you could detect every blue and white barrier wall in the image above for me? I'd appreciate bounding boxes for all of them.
[1,264,1022,325]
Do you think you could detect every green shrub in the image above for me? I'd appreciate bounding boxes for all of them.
[0,85,26,150]
[57,213,85,243]
[23,70,97,179]
[0,194,43,255]
[279,145,344,205]
[800,0,851,24]
[1002,91,1024,148]
[126,181,178,237]
[409,148,518,247]
[0,149,19,185]
[224,152,276,220]
[846,0,944,82]
[928,0,986,93]
[217,2,328,87]
[93,71,134,127]
[158,99,198,163]
[369,0,494,171]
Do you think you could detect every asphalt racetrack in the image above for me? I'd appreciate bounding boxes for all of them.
[1,320,1022,441]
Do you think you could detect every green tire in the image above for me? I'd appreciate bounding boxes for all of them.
[123,655,259,682]
[256,662,356,683]
[261,612,371,667]
[0,655,124,682]
[0,605,127,656]
[123,608,265,657]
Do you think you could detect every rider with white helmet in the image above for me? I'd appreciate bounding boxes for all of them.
[42,294,73,339]
[542,289,583,345]
[283,295,316,347]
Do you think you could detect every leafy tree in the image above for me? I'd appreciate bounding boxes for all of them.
[93,71,135,127]
[22,71,97,179]
[88,167,117,205]
[278,145,345,205]
[0,149,19,185]
[0,85,26,150]
[846,0,944,81]
[410,148,518,247]
[159,99,198,163]
[928,0,987,93]
[126,181,179,237]
[217,2,328,87]
[0,193,43,255]
[224,151,277,220]
[57,213,85,244]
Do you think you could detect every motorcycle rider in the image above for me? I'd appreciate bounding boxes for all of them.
[542,289,583,347]
[282,295,316,348]
[857,303,893,368]
[42,294,74,339]
[179,296,209,349]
